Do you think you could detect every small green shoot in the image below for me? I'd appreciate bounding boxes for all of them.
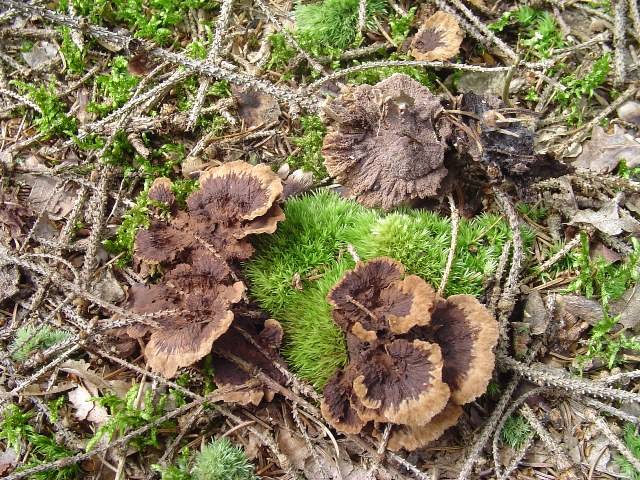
[568,234,640,308]
[294,0,388,51]
[578,312,640,369]
[617,160,640,180]
[87,384,170,451]
[153,447,193,480]
[89,56,140,117]
[266,33,297,73]
[616,423,640,479]
[500,414,533,450]
[286,115,327,178]
[10,325,72,362]
[11,81,78,139]
[0,404,80,480]
[555,53,611,125]
[103,188,151,266]
[59,26,85,74]
[192,438,256,480]
[389,7,416,45]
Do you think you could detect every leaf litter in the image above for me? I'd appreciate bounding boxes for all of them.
[0,0,639,479]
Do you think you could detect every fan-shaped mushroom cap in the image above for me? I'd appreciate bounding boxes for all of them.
[321,365,367,434]
[381,403,463,451]
[351,339,450,426]
[134,215,194,265]
[410,11,463,62]
[147,177,175,208]
[427,295,498,405]
[187,160,283,226]
[328,257,435,340]
[144,280,245,378]
[322,74,451,210]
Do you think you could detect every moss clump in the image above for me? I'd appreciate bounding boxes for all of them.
[10,325,72,362]
[192,438,256,480]
[245,191,522,389]
[294,0,387,51]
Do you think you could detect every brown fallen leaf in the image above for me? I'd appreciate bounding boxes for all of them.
[0,447,18,476]
[569,194,640,236]
[17,174,79,221]
[68,385,110,425]
[21,41,58,69]
[610,285,640,331]
[0,261,19,302]
[573,125,640,174]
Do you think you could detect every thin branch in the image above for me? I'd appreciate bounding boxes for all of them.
[498,355,640,403]
[438,194,459,297]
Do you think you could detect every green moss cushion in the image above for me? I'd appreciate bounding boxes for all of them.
[244,191,525,389]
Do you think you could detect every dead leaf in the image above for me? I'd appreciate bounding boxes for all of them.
[574,125,640,174]
[0,447,18,475]
[589,241,622,264]
[60,359,113,391]
[523,290,549,335]
[68,385,109,424]
[21,41,58,69]
[91,269,125,304]
[610,285,640,330]
[17,174,79,221]
[231,85,281,129]
[617,100,640,126]
[276,428,308,471]
[0,261,19,302]
[569,194,640,235]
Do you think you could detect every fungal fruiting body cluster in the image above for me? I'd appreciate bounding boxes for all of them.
[122,161,285,392]
[320,257,499,451]
[322,74,568,211]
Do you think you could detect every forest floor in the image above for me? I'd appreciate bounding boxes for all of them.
[0,0,640,479]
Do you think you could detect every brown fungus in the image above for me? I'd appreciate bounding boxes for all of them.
[410,11,463,62]
[352,339,449,426]
[321,257,499,450]
[327,257,436,340]
[321,365,368,434]
[424,294,499,405]
[322,74,452,210]
[377,403,463,452]
[126,253,245,378]
[122,161,285,379]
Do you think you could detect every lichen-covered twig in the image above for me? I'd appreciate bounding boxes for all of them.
[628,0,640,44]
[489,240,511,314]
[358,0,367,32]
[438,194,459,296]
[587,411,640,472]
[520,404,579,478]
[493,189,523,348]
[498,355,640,403]
[456,374,520,480]
[187,0,235,130]
[581,398,640,425]
[612,0,627,85]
